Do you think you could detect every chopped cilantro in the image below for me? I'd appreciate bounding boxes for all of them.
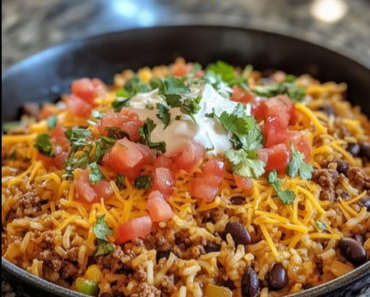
[95,136,116,162]
[206,145,215,152]
[65,128,92,149]
[215,104,263,151]
[158,77,190,107]
[139,118,166,153]
[253,82,305,103]
[88,162,104,185]
[180,95,202,124]
[64,152,89,178]
[226,149,265,178]
[156,103,171,128]
[112,97,132,112]
[94,215,113,241]
[105,127,130,140]
[95,240,115,257]
[34,133,55,157]
[149,77,163,90]
[174,115,182,121]
[287,143,313,179]
[9,150,17,160]
[207,61,236,84]
[124,75,152,94]
[146,104,154,110]
[267,171,296,205]
[315,221,327,230]
[200,71,232,97]
[285,74,296,83]
[93,215,114,257]
[47,114,57,129]
[116,174,126,190]
[134,175,152,191]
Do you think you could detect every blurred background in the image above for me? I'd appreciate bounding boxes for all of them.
[2,0,370,72]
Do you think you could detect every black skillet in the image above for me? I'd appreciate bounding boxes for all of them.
[2,25,370,297]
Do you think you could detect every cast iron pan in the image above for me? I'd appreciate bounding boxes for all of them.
[2,25,370,297]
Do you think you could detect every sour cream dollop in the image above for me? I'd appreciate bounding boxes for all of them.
[127,84,250,156]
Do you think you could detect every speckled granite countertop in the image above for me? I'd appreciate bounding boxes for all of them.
[2,0,370,296]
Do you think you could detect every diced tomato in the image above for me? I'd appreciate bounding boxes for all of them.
[154,155,174,170]
[103,138,144,174]
[66,95,93,118]
[152,167,175,197]
[96,110,143,141]
[147,191,174,222]
[286,131,311,162]
[118,216,152,243]
[172,140,205,172]
[234,175,254,195]
[37,145,68,169]
[172,63,192,77]
[73,170,112,204]
[50,126,69,149]
[190,159,225,202]
[231,85,254,103]
[91,180,114,200]
[251,98,267,121]
[71,78,106,105]
[257,143,291,174]
[136,143,156,165]
[194,70,204,78]
[263,116,288,148]
[264,96,294,120]
[74,171,98,204]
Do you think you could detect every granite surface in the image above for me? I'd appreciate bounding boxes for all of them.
[2,0,370,296]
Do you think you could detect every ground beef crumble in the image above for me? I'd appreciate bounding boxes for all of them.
[347,167,370,190]
[312,169,339,201]
[131,283,161,297]
[17,192,42,217]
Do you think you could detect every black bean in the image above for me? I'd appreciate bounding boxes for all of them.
[156,250,171,263]
[353,234,365,245]
[230,196,246,205]
[205,242,221,253]
[114,293,125,297]
[223,279,236,291]
[347,143,361,156]
[225,222,251,245]
[360,143,370,160]
[360,195,370,211]
[334,160,349,175]
[100,293,113,297]
[268,263,288,291]
[318,105,335,116]
[242,267,260,297]
[339,238,367,265]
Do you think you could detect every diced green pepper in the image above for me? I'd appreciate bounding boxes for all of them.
[75,277,99,296]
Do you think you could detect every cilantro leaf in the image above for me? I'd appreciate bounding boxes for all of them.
[64,152,89,178]
[253,82,305,103]
[206,145,215,152]
[95,240,115,257]
[139,118,166,153]
[156,103,171,128]
[180,95,202,124]
[200,71,232,97]
[207,61,236,84]
[88,162,104,185]
[267,171,296,205]
[105,127,130,140]
[124,75,152,94]
[93,215,113,241]
[95,136,116,162]
[134,175,152,191]
[116,174,126,190]
[226,149,265,178]
[315,221,327,230]
[65,128,92,149]
[34,133,55,157]
[112,89,133,112]
[287,143,313,179]
[146,104,154,110]
[158,77,190,107]
[47,114,57,129]
[215,104,263,151]
[149,77,163,90]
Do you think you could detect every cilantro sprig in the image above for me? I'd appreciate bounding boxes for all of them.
[93,215,114,257]
[134,175,152,191]
[88,162,104,185]
[180,95,202,124]
[253,81,305,103]
[156,103,171,128]
[34,133,55,157]
[158,77,190,107]
[287,143,313,179]
[267,170,296,205]
[226,149,265,178]
[139,118,166,153]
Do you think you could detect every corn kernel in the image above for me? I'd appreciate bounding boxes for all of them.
[85,264,103,283]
